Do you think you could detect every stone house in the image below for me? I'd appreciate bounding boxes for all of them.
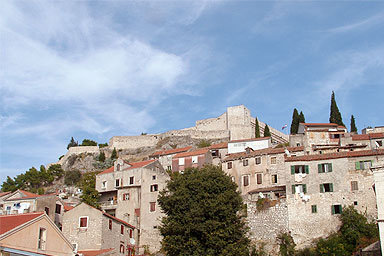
[228,137,271,154]
[149,146,192,171]
[222,146,304,196]
[209,142,228,165]
[62,203,135,256]
[171,148,213,173]
[284,149,384,248]
[362,126,384,134]
[373,165,384,255]
[96,158,170,254]
[0,212,74,256]
[0,192,12,215]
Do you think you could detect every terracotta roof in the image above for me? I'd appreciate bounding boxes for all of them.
[0,212,44,235]
[63,203,75,211]
[103,211,135,229]
[150,146,192,157]
[285,149,384,162]
[225,146,304,161]
[209,142,228,149]
[300,123,339,127]
[229,137,271,143]
[98,159,156,175]
[173,148,210,158]
[352,133,384,141]
[78,248,114,256]
[6,190,56,201]
[0,191,11,197]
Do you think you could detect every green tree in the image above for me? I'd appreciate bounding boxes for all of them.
[197,139,211,148]
[277,232,296,256]
[64,169,82,185]
[299,111,305,123]
[290,109,299,134]
[158,165,250,256]
[67,137,78,149]
[47,164,64,179]
[255,117,261,138]
[98,143,108,148]
[80,171,100,208]
[81,139,98,146]
[350,115,357,133]
[98,151,106,162]
[329,91,345,127]
[111,147,118,160]
[263,124,271,137]
[40,165,54,185]
[1,176,18,192]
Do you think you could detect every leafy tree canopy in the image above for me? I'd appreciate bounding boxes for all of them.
[158,165,250,256]
[67,137,78,150]
[80,171,100,208]
[64,169,82,185]
[80,139,98,146]
[197,139,211,148]
[98,143,108,148]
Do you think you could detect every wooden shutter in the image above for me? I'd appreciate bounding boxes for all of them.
[305,165,309,174]
[355,161,360,170]
[320,184,324,193]
[291,166,295,175]
[328,163,333,172]
[303,184,307,194]
[330,183,333,192]
[292,185,296,194]
[318,164,323,173]
[331,205,335,215]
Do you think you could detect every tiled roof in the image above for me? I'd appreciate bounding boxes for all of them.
[209,142,228,149]
[103,212,135,229]
[78,248,114,256]
[225,146,304,161]
[150,146,192,157]
[98,159,156,175]
[0,191,11,197]
[173,148,210,158]
[63,203,75,211]
[6,190,56,201]
[352,133,384,141]
[0,212,44,235]
[285,149,384,162]
[248,185,286,194]
[229,137,271,143]
[300,123,339,127]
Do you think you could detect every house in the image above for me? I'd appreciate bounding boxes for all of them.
[209,142,228,165]
[222,146,304,196]
[62,203,135,256]
[95,159,170,254]
[149,146,192,171]
[171,148,213,173]
[227,137,271,154]
[362,126,384,134]
[373,165,384,256]
[284,149,384,248]
[0,212,74,256]
[0,192,12,215]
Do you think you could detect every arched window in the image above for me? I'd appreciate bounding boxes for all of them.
[120,244,125,253]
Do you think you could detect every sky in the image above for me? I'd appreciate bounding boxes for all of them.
[1,0,384,183]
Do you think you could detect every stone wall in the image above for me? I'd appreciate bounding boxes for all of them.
[109,135,160,150]
[253,119,289,144]
[195,113,227,131]
[58,146,100,165]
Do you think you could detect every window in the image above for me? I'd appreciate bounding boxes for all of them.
[354,201,358,205]
[109,219,112,230]
[150,202,156,212]
[72,243,78,252]
[242,175,250,187]
[102,181,107,189]
[231,176,235,183]
[227,162,233,169]
[117,164,120,171]
[318,163,332,173]
[270,157,276,164]
[150,184,158,192]
[320,183,333,193]
[356,160,372,170]
[121,225,124,234]
[55,204,61,214]
[311,205,317,213]
[255,157,261,165]
[129,229,133,238]
[37,228,46,250]
[123,193,130,201]
[178,158,185,166]
[152,175,156,180]
[129,176,134,185]
[44,207,49,215]
[79,217,88,228]
[120,244,125,253]
[243,159,248,166]
[377,140,383,147]
[192,156,198,164]
[256,173,262,184]
[292,184,307,194]
[351,181,358,191]
[167,166,171,171]
[291,165,309,174]
[332,205,342,215]
[115,179,120,187]
[271,174,278,184]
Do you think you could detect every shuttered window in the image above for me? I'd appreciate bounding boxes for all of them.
[320,183,333,193]
[318,163,332,173]
[256,174,262,184]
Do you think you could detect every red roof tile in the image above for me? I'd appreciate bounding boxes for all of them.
[98,159,156,175]
[285,149,384,162]
[78,248,114,256]
[150,146,192,157]
[225,146,304,161]
[173,148,210,158]
[103,212,135,229]
[63,203,75,211]
[352,133,384,141]
[7,190,56,201]
[98,166,114,175]
[0,212,44,235]
[300,123,339,127]
[0,191,11,197]
[209,142,228,149]
[229,137,271,143]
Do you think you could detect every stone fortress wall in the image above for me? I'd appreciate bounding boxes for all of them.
[58,146,100,165]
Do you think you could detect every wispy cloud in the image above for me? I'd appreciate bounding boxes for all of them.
[325,11,384,34]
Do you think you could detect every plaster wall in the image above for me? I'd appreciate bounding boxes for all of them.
[228,139,271,154]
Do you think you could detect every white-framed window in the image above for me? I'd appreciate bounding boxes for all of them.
[270,157,277,164]
[123,193,130,200]
[192,156,198,164]
[255,157,261,165]
[242,175,250,187]
[79,216,89,228]
[37,227,47,250]
[271,174,278,184]
[72,243,78,252]
[102,181,107,189]
[243,159,248,166]
[179,158,185,166]
[150,184,158,192]
[115,179,120,187]
[129,176,134,185]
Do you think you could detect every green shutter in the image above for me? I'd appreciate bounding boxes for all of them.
[305,165,309,174]
[303,184,307,194]
[355,161,360,170]
[320,184,324,193]
[312,205,317,213]
[292,185,296,194]
[291,166,295,175]
[328,163,333,172]
[330,183,333,192]
[370,160,373,167]
[340,206,343,214]
[318,164,323,173]
[331,205,335,215]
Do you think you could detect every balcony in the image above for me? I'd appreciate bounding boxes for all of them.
[100,200,118,210]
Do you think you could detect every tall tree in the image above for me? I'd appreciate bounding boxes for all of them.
[290,109,299,134]
[158,165,250,256]
[263,124,271,137]
[299,111,305,123]
[111,147,118,160]
[329,91,345,127]
[350,115,357,133]
[255,117,261,138]
[67,137,78,149]
[80,171,100,208]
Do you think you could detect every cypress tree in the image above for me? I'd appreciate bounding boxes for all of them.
[98,151,106,162]
[329,91,345,127]
[350,115,357,133]
[290,109,299,134]
[255,117,261,138]
[111,147,118,160]
[264,124,271,137]
[299,111,305,123]
[67,137,78,149]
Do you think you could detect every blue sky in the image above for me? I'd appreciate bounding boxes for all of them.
[1,1,384,183]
